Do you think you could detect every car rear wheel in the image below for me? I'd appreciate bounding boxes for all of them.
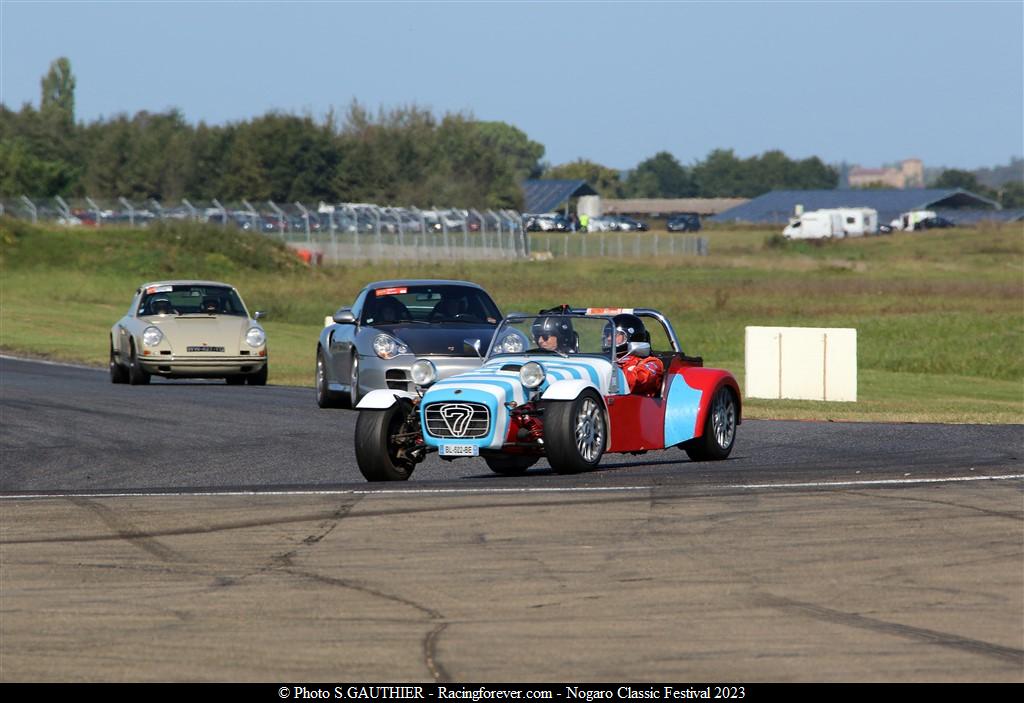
[316,348,344,407]
[684,386,737,461]
[544,391,605,474]
[355,401,418,482]
[484,455,539,476]
[247,363,268,386]
[109,341,128,384]
[127,342,150,385]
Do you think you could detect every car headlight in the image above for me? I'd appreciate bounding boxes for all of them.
[520,361,545,389]
[373,334,409,360]
[246,327,266,348]
[499,333,525,354]
[142,326,164,347]
[410,359,438,387]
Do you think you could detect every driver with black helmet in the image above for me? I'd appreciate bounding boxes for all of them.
[532,314,576,353]
[605,313,664,396]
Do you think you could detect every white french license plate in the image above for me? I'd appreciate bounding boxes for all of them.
[440,444,479,457]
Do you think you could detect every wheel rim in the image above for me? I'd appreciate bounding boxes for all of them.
[711,389,736,450]
[350,355,360,402]
[574,397,604,463]
[316,352,326,399]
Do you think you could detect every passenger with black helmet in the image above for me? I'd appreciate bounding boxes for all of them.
[604,313,664,396]
[532,314,576,353]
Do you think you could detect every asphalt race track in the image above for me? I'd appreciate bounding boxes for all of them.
[1,356,1022,682]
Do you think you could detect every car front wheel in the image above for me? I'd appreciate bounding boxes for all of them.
[247,363,268,386]
[316,348,344,407]
[109,341,128,384]
[544,391,606,474]
[684,386,737,461]
[127,342,151,385]
[354,401,419,481]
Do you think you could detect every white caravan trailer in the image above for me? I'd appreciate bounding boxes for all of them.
[839,208,878,237]
[783,209,845,239]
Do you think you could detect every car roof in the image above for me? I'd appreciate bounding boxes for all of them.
[138,280,237,290]
[363,279,485,290]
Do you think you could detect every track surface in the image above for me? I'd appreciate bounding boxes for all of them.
[1,356,1022,682]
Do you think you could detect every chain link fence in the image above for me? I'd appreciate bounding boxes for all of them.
[1,196,708,261]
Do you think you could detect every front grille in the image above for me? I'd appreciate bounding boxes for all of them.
[424,401,490,439]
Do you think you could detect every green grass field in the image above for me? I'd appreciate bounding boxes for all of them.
[2,217,1021,423]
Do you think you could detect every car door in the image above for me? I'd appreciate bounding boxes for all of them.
[116,291,141,359]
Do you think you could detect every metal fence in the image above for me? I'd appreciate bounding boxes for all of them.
[1,195,708,261]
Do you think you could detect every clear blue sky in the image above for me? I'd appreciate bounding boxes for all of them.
[2,0,1022,171]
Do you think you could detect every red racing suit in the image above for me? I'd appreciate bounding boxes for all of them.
[617,354,665,397]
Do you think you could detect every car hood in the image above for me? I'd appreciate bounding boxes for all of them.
[148,315,252,348]
[377,323,497,356]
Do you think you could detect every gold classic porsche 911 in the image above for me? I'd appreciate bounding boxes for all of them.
[110,280,268,385]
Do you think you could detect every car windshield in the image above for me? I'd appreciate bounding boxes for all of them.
[488,315,614,360]
[138,284,247,317]
[362,284,501,326]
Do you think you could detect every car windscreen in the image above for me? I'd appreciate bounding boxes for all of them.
[488,316,614,359]
[139,285,247,317]
[362,285,501,325]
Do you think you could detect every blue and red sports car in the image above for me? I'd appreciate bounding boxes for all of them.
[353,308,741,481]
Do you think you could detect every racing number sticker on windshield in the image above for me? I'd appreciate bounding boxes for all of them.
[375,287,408,297]
[146,285,173,295]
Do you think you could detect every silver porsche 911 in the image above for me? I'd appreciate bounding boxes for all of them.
[316,279,502,408]
[110,280,268,385]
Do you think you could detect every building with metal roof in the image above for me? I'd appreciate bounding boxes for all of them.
[521,179,598,214]
[712,188,1001,225]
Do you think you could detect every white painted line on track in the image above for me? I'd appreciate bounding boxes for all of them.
[2,473,1021,501]
[0,354,101,371]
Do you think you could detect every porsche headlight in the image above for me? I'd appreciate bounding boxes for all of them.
[410,359,438,387]
[520,361,545,389]
[373,334,409,360]
[245,327,266,348]
[142,326,164,347]
[499,333,525,354]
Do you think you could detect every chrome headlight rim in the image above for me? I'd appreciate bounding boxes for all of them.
[142,326,164,347]
[372,333,410,360]
[520,361,545,389]
[499,332,525,354]
[245,326,267,348]
[410,359,438,387]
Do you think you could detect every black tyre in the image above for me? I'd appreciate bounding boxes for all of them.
[247,363,268,386]
[484,455,539,476]
[316,348,344,407]
[225,375,246,385]
[109,341,128,384]
[355,401,417,482]
[544,390,606,474]
[684,386,737,462]
[127,342,151,385]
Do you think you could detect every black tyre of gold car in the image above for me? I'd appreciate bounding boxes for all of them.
[247,363,268,386]
[355,400,418,482]
[110,340,128,384]
[127,341,151,386]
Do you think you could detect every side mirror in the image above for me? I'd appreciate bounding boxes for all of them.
[332,308,356,325]
[627,341,651,358]
[464,338,483,359]
[253,311,265,320]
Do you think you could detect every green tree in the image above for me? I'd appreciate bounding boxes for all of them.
[998,180,1024,209]
[933,169,981,191]
[624,151,696,198]
[543,159,624,198]
[40,57,75,128]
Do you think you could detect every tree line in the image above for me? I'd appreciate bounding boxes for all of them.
[14,57,1020,209]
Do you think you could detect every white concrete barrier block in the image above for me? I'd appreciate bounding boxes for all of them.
[745,326,857,402]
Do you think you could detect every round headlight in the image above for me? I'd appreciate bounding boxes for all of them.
[245,327,266,348]
[500,333,525,354]
[142,326,164,347]
[520,361,545,389]
[410,359,438,387]
[373,334,409,360]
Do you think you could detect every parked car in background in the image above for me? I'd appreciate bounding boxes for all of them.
[609,215,649,232]
[316,280,503,408]
[666,213,702,232]
[110,280,268,386]
[526,213,571,232]
[916,216,956,230]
